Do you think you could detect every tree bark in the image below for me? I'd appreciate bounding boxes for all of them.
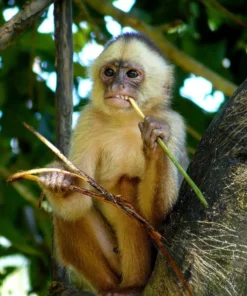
[54,0,73,157]
[144,79,247,295]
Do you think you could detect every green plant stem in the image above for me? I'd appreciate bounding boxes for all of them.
[128,97,208,208]
[157,138,208,207]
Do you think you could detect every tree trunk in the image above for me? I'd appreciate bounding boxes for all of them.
[144,79,247,295]
[50,0,73,287]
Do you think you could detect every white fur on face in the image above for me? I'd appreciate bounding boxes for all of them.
[89,38,173,114]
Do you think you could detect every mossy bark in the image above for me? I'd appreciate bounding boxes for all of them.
[144,79,247,295]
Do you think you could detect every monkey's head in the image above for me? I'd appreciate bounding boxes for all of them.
[90,32,174,115]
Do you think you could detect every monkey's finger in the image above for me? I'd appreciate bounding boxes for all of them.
[39,173,58,192]
[139,121,151,141]
[143,117,156,142]
[51,173,60,191]
[147,129,164,149]
[57,172,64,186]
[55,174,73,192]
[145,125,165,147]
[138,122,144,133]
[38,174,46,184]
[39,174,52,189]
[143,116,154,130]
[150,129,165,147]
[55,173,68,192]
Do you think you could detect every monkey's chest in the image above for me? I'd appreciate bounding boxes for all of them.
[97,134,145,192]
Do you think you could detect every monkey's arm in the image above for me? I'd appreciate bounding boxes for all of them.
[39,107,103,220]
[138,111,187,227]
[39,115,100,221]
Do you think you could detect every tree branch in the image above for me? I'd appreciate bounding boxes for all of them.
[200,0,247,28]
[51,0,74,287]
[54,0,73,156]
[0,0,53,50]
[84,0,237,97]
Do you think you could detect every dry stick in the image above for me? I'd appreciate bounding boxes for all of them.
[7,168,87,208]
[21,122,193,296]
[7,168,88,184]
[128,98,208,208]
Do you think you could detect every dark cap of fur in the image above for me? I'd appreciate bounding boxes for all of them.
[104,32,166,60]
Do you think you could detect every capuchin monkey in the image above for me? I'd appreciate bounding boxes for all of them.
[40,32,187,295]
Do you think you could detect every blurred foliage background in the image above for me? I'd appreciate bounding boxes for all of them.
[0,0,246,295]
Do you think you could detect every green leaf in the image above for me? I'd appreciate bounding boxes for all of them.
[0,219,43,257]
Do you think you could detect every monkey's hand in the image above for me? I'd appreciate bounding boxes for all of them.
[138,116,170,157]
[39,162,93,219]
[39,162,74,195]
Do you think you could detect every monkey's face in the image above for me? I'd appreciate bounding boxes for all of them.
[90,38,173,115]
[100,60,144,109]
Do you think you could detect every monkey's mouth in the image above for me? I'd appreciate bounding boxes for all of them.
[104,95,134,108]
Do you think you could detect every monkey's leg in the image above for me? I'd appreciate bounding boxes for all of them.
[54,209,121,292]
[114,178,152,289]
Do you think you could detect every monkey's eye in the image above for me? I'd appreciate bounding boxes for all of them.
[104,68,115,77]
[126,70,138,78]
